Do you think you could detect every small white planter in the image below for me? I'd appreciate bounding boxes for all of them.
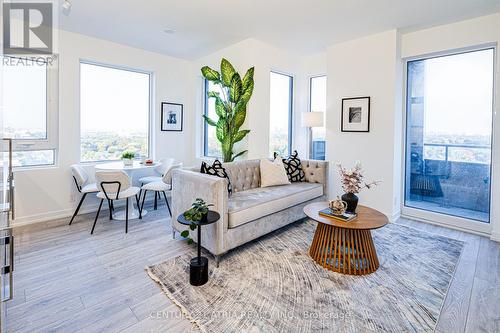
[123,159,133,166]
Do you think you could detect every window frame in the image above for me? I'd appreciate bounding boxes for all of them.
[401,44,496,234]
[79,59,153,163]
[203,79,212,158]
[308,74,327,160]
[3,55,59,168]
[269,70,294,157]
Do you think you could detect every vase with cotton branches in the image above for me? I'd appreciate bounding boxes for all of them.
[337,161,381,213]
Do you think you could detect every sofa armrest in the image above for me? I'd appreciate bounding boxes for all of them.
[171,169,228,255]
[301,159,329,198]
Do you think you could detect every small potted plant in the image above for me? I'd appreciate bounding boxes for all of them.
[181,198,214,244]
[337,161,381,213]
[121,151,135,166]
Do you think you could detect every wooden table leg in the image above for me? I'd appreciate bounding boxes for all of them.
[309,224,380,275]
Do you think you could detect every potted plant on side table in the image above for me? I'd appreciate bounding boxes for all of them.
[181,198,213,244]
[178,198,219,286]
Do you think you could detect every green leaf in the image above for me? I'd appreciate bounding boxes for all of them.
[216,120,225,142]
[242,67,254,92]
[233,102,247,128]
[222,137,232,159]
[180,230,189,238]
[202,115,217,127]
[233,130,250,143]
[220,58,236,87]
[215,97,226,118]
[207,91,220,99]
[189,223,197,231]
[229,73,242,103]
[240,79,254,105]
[231,150,248,161]
[201,66,220,82]
[187,238,194,245]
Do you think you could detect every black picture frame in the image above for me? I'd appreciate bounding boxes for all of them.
[161,102,183,131]
[341,97,370,132]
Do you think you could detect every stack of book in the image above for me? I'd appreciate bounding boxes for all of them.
[318,208,357,222]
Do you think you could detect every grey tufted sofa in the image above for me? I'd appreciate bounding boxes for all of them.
[171,159,328,265]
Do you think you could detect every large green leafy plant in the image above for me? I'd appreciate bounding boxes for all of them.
[201,59,254,162]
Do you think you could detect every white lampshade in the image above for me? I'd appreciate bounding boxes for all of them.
[302,112,324,128]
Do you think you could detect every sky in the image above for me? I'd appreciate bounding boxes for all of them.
[80,63,150,134]
[3,58,47,138]
[423,48,494,137]
[269,72,292,133]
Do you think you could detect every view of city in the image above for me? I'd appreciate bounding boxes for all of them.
[81,131,148,162]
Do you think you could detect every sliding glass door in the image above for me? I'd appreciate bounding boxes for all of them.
[404,48,494,228]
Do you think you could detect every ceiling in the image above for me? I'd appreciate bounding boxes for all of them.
[59,0,500,60]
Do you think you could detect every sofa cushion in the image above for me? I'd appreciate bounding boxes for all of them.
[228,182,323,228]
[260,158,290,187]
[274,150,306,182]
[201,159,232,195]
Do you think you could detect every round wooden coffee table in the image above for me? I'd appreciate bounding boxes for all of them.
[304,202,388,275]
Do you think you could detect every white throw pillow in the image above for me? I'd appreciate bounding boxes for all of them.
[260,158,291,187]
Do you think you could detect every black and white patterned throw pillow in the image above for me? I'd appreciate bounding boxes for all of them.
[274,150,305,183]
[200,159,233,195]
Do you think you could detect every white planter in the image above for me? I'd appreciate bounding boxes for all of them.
[123,159,133,166]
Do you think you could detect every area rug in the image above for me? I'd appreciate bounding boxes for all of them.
[147,221,463,333]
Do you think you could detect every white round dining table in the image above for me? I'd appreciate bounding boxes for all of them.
[94,161,160,220]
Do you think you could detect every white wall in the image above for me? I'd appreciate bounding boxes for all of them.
[194,38,313,160]
[13,29,195,225]
[325,30,403,220]
[401,13,500,241]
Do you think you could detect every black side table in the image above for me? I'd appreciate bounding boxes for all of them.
[177,210,220,286]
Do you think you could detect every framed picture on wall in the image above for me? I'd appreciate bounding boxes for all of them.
[161,102,183,131]
[341,97,370,132]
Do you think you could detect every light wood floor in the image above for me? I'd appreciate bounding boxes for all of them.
[7,202,500,333]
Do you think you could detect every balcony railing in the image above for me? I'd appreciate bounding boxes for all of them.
[423,142,491,165]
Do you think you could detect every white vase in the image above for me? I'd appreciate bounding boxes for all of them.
[123,159,133,166]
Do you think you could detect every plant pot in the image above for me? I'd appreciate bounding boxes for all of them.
[123,159,133,166]
[341,193,358,213]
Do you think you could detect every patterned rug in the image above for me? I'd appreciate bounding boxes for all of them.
[147,220,463,333]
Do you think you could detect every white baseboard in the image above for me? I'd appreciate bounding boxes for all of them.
[491,231,500,243]
[391,210,401,223]
[11,203,104,227]
[11,197,156,228]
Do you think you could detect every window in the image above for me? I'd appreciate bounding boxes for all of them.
[203,79,223,157]
[309,76,327,160]
[2,56,58,167]
[269,72,293,156]
[80,62,151,162]
[404,48,494,224]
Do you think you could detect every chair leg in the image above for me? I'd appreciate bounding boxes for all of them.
[69,193,87,225]
[138,183,143,201]
[125,198,129,234]
[91,199,104,234]
[172,229,176,239]
[162,191,171,217]
[107,199,113,220]
[154,191,158,210]
[141,190,147,213]
[136,194,142,219]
